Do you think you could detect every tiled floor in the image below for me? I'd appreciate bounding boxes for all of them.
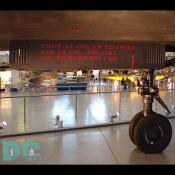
[0,118,175,164]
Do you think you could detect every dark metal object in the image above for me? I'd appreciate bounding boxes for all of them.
[137,68,171,116]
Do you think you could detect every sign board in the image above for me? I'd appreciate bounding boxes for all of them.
[9,40,165,70]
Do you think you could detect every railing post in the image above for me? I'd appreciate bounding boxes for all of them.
[75,94,78,119]
[24,97,26,132]
[119,92,121,116]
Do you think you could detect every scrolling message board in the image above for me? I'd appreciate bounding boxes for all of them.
[9,40,165,70]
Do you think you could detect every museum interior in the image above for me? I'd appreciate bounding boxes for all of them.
[0,11,175,164]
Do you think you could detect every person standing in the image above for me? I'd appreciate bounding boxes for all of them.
[121,77,126,90]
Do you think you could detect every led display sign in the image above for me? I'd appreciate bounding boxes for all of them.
[9,40,165,70]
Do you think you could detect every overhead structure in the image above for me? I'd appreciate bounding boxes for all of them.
[9,40,165,70]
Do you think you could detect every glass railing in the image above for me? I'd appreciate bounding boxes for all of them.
[0,86,175,136]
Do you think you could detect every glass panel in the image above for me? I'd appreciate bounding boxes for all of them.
[77,92,120,125]
[25,95,76,132]
[0,98,24,134]
[0,89,174,136]
[120,91,142,122]
[156,90,175,116]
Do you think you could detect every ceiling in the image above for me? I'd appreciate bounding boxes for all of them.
[0,11,175,50]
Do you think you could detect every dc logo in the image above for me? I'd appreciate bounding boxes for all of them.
[1,140,40,161]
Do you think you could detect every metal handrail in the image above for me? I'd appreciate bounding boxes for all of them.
[0,87,174,99]
[0,90,132,99]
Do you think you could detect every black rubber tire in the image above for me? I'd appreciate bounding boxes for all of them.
[134,113,172,154]
[129,111,144,144]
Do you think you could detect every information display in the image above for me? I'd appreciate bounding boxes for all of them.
[9,40,165,70]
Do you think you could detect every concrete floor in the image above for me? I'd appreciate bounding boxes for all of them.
[0,118,175,164]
